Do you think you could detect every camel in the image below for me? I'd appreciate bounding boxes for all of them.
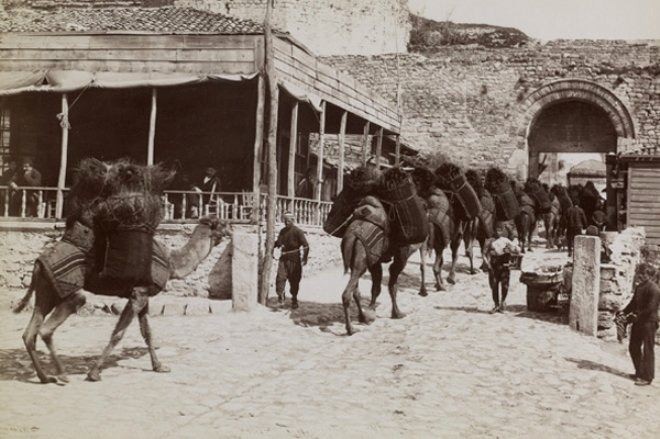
[542,186,561,248]
[13,216,229,384]
[512,181,536,253]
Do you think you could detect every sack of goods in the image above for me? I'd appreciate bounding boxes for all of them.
[352,196,388,232]
[518,192,536,217]
[90,161,171,286]
[525,179,551,213]
[558,190,573,212]
[435,163,481,219]
[323,166,382,237]
[379,167,428,245]
[486,168,520,221]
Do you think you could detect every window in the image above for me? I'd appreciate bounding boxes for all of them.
[0,105,9,173]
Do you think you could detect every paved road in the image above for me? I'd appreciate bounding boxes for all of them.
[0,248,658,438]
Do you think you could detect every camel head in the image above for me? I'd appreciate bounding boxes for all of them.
[198,216,231,246]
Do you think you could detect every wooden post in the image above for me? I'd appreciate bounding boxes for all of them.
[362,121,370,166]
[147,88,157,166]
[287,102,298,198]
[259,0,279,306]
[316,101,326,201]
[337,110,347,193]
[55,94,69,219]
[375,127,383,169]
[395,135,401,166]
[252,74,266,223]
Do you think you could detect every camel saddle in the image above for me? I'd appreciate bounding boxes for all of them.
[351,219,389,268]
[352,196,389,233]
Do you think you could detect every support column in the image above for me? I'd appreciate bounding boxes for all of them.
[337,110,347,193]
[375,127,383,169]
[529,151,540,180]
[55,94,69,219]
[315,101,326,201]
[362,121,370,166]
[252,75,266,195]
[287,102,298,199]
[569,236,601,336]
[147,88,157,166]
[395,135,401,166]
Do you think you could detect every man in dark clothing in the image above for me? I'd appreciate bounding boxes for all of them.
[274,212,309,309]
[483,237,520,313]
[564,201,588,257]
[619,263,660,386]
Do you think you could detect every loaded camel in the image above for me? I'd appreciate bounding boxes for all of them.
[13,215,228,384]
[324,166,428,335]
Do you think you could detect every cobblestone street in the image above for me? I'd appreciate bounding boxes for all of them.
[0,248,658,438]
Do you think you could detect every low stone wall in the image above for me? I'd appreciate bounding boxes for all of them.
[597,228,646,340]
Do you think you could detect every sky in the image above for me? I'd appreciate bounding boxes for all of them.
[408,0,660,40]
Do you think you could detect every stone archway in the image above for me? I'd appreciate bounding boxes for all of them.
[509,80,636,180]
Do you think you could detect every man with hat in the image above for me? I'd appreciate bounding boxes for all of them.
[274,212,309,308]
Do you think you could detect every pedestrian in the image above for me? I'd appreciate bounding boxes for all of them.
[274,212,309,309]
[483,237,520,313]
[12,157,42,217]
[0,158,20,216]
[295,167,316,199]
[618,263,660,386]
[192,166,221,217]
[564,198,587,257]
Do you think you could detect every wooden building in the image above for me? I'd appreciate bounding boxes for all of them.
[0,4,404,225]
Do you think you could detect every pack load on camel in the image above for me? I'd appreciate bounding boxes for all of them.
[378,167,428,245]
[89,160,173,291]
[515,182,536,217]
[552,184,573,212]
[524,178,551,213]
[435,162,481,219]
[323,166,382,237]
[485,167,520,221]
[465,169,494,239]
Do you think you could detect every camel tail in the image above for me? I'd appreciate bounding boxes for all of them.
[13,263,38,313]
[341,233,358,275]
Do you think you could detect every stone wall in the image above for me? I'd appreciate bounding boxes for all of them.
[175,0,410,56]
[597,228,646,340]
[324,41,659,175]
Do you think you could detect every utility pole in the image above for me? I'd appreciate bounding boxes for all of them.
[259,0,279,305]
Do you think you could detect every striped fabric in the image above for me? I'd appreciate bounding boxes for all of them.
[38,241,88,299]
[354,220,388,267]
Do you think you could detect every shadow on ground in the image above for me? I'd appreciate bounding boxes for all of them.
[267,297,378,334]
[565,357,630,380]
[0,347,149,382]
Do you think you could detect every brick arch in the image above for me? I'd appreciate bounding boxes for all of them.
[516,79,635,149]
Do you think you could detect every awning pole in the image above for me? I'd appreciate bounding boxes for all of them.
[55,93,69,219]
[362,121,370,166]
[375,127,383,169]
[252,75,266,198]
[147,88,157,166]
[316,101,326,202]
[337,110,347,193]
[287,102,299,199]
[395,135,401,167]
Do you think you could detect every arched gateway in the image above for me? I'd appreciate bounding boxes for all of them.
[518,79,635,178]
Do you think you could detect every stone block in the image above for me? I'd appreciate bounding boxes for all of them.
[597,311,614,329]
[162,303,186,316]
[569,236,600,336]
[231,230,260,312]
[598,293,622,311]
[600,265,616,281]
[185,301,210,316]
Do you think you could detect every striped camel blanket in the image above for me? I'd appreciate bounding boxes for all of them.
[352,219,389,267]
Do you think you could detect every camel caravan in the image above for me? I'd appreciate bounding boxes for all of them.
[14,156,606,383]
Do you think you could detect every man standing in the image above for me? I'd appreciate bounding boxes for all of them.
[274,212,309,309]
[564,198,588,257]
[12,158,42,217]
[483,237,520,313]
[620,263,660,386]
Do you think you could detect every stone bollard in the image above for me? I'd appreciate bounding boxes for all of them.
[569,236,601,336]
[231,229,260,312]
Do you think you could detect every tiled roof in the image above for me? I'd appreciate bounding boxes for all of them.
[1,6,265,34]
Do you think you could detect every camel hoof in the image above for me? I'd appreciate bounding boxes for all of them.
[436,284,446,292]
[418,289,428,297]
[153,364,171,374]
[470,269,477,275]
[57,374,70,384]
[346,328,355,336]
[391,312,406,319]
[86,370,102,382]
[40,375,58,384]
[446,277,455,285]
[360,310,376,324]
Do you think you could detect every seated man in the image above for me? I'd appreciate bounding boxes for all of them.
[483,237,521,313]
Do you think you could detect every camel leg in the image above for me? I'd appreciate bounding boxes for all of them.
[368,263,382,309]
[433,248,446,291]
[22,294,56,384]
[87,293,142,382]
[388,248,407,319]
[528,217,535,252]
[342,268,364,336]
[419,242,428,297]
[137,303,170,373]
[465,224,477,275]
[39,291,86,383]
[447,234,461,285]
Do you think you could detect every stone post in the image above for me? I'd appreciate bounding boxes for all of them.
[231,227,260,312]
[569,236,601,336]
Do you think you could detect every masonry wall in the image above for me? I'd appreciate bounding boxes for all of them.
[175,0,410,56]
[324,41,659,173]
